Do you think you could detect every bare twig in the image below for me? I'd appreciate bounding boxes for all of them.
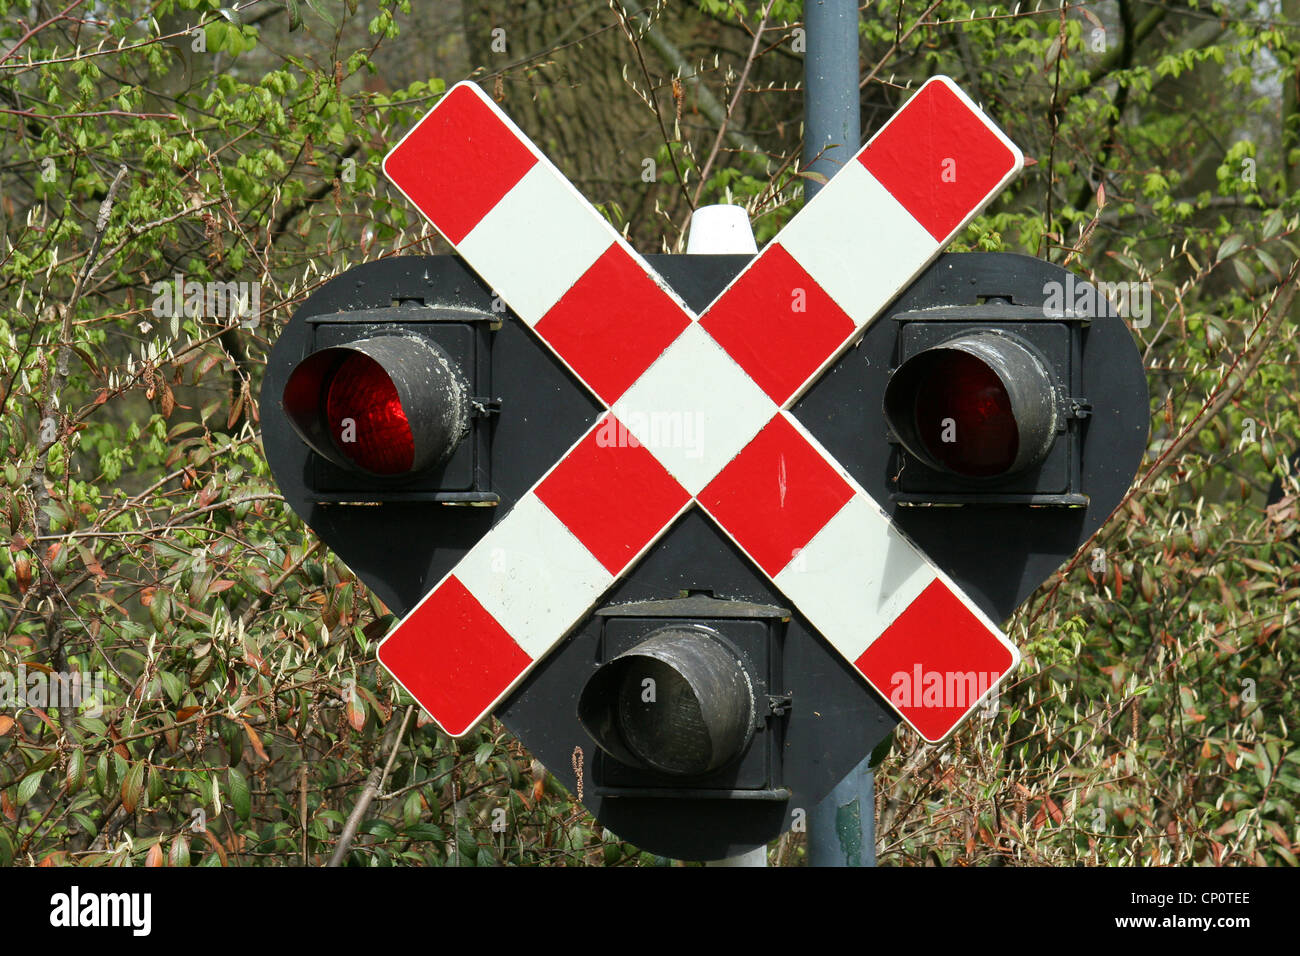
[691,0,774,208]
[326,706,414,867]
[25,163,128,739]
[34,163,129,462]
[0,107,178,120]
[611,0,695,213]
[1041,1,1068,259]
[620,0,764,156]
[859,0,945,93]
[0,0,87,68]
[299,761,310,865]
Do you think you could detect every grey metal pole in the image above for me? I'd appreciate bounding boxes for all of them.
[808,758,875,865]
[801,0,876,869]
[801,0,861,200]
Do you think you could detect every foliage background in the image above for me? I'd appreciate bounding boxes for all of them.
[0,0,1297,866]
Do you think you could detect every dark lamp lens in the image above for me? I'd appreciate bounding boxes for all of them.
[913,351,1017,477]
[615,659,710,776]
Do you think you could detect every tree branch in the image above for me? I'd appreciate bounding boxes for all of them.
[326,706,414,867]
[28,164,128,702]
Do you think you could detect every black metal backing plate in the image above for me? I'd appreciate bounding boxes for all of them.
[262,252,1149,862]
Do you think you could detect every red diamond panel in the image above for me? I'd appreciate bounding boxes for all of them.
[535,416,691,574]
[700,243,855,405]
[858,80,1017,242]
[377,575,532,736]
[534,245,691,405]
[383,84,537,244]
[854,579,1015,742]
[698,414,854,577]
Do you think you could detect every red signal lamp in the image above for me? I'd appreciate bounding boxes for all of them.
[885,331,1059,480]
[282,333,470,479]
[881,303,1090,507]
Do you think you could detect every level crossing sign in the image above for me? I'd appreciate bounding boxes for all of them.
[377,76,1024,743]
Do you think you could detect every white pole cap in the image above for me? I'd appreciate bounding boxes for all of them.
[685,204,758,255]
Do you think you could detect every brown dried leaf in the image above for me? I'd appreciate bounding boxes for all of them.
[14,553,31,595]
[346,694,366,732]
[198,480,220,508]
[201,829,229,866]
[227,386,245,430]
[1265,495,1296,524]
[197,353,223,378]
[108,724,130,760]
[239,719,269,763]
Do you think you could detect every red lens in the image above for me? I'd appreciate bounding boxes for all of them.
[324,354,415,475]
[913,351,1017,477]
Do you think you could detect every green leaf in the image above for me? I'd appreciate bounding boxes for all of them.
[1217,234,1244,261]
[360,820,396,839]
[403,823,444,842]
[1255,744,1273,790]
[868,731,895,769]
[148,761,166,803]
[66,748,85,793]
[1231,257,1254,288]
[16,769,44,807]
[1255,247,1280,280]
[228,767,250,821]
[94,753,110,796]
[402,791,421,829]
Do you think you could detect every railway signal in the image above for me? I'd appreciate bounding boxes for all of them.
[260,77,1150,861]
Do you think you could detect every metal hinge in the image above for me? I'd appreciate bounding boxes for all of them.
[767,693,793,718]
